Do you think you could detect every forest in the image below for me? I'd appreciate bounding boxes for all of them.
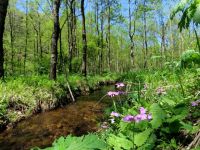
[0,0,200,149]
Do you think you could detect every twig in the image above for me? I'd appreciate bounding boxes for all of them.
[93,94,107,108]
[67,81,75,102]
[187,131,200,150]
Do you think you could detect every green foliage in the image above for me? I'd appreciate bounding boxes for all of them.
[134,128,152,147]
[150,103,166,129]
[180,50,200,68]
[35,134,107,150]
[0,73,118,126]
[107,134,133,150]
[171,0,200,31]
[104,69,200,150]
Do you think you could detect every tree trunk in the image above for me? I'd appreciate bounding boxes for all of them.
[100,11,104,74]
[8,8,15,74]
[95,0,100,74]
[128,0,137,67]
[67,0,76,73]
[50,0,60,80]
[107,0,111,71]
[160,15,166,69]
[0,0,9,78]
[143,0,148,69]
[81,0,87,77]
[24,0,28,75]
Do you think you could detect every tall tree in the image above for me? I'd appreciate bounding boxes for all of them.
[128,0,138,67]
[94,0,100,73]
[106,0,111,70]
[81,0,87,77]
[66,0,77,73]
[143,0,148,68]
[24,0,28,74]
[0,0,9,78]
[50,0,60,80]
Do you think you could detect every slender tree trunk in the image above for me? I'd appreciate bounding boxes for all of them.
[38,19,42,60]
[67,0,76,73]
[73,0,77,57]
[50,0,60,80]
[95,0,100,74]
[107,0,111,71]
[81,0,87,77]
[59,30,63,72]
[100,12,104,74]
[143,0,148,69]
[169,19,174,61]
[8,9,15,74]
[0,0,9,78]
[128,0,137,67]
[24,0,28,75]
[160,15,166,69]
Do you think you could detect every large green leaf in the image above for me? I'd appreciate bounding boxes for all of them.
[40,134,107,150]
[107,134,133,150]
[137,133,157,150]
[150,103,166,129]
[134,128,152,147]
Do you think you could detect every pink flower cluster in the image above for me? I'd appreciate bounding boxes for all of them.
[109,112,121,124]
[110,111,121,117]
[107,82,125,97]
[191,99,200,107]
[107,91,120,97]
[123,107,152,123]
[115,82,125,88]
[107,91,125,97]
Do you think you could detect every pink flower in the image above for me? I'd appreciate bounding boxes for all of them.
[191,99,200,107]
[123,115,135,122]
[122,107,152,123]
[147,114,152,120]
[134,114,147,122]
[191,101,198,106]
[107,91,119,97]
[110,112,120,117]
[115,82,125,88]
[139,107,146,114]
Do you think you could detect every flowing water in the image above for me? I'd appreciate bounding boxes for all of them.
[0,86,115,150]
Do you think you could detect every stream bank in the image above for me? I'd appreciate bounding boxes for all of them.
[0,74,118,132]
[0,85,115,150]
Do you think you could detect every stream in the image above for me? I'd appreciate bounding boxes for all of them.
[0,86,115,150]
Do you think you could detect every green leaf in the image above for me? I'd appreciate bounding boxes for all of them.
[180,122,193,132]
[42,134,107,150]
[134,128,152,147]
[137,133,157,150]
[107,134,133,150]
[150,103,166,129]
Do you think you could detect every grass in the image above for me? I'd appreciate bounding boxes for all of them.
[43,67,200,150]
[0,73,119,127]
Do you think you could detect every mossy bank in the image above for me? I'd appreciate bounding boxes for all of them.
[0,73,119,132]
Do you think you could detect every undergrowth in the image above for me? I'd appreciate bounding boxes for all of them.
[40,67,200,150]
[0,73,118,126]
